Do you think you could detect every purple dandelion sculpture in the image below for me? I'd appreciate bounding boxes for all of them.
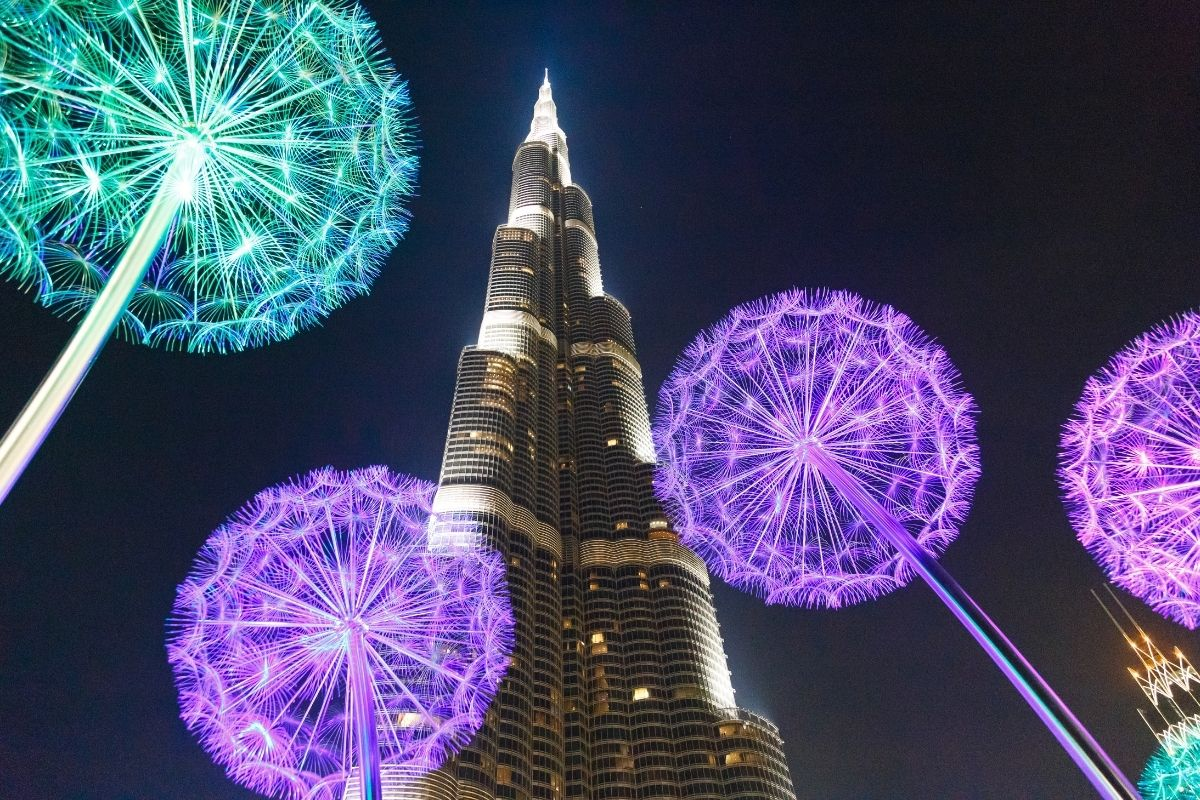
[654,288,979,607]
[1061,311,1200,630]
[168,466,512,800]
[655,288,1140,800]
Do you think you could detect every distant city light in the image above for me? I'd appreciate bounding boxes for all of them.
[168,466,512,800]
[1097,585,1200,799]
[1061,311,1200,629]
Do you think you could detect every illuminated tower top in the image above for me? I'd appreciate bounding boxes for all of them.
[525,70,572,186]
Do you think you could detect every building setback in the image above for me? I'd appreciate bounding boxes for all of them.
[348,76,796,800]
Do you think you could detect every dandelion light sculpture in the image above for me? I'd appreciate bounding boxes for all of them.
[168,466,512,800]
[0,0,417,503]
[654,288,1140,799]
[1141,720,1200,800]
[653,288,978,607]
[1061,312,1200,630]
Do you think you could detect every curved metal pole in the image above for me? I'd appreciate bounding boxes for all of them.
[0,144,204,506]
[807,447,1141,800]
[348,630,383,800]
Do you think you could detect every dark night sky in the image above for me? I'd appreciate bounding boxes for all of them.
[1,2,1197,798]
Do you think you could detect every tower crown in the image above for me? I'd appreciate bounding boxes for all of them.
[525,71,571,185]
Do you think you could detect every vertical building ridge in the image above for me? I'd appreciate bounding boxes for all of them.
[357,79,796,800]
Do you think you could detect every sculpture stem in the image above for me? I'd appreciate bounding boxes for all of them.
[807,447,1141,800]
[349,630,383,800]
[0,144,204,506]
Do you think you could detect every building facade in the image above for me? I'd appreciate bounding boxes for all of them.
[351,76,796,800]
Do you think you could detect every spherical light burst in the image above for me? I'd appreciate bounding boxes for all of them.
[0,0,417,353]
[168,466,512,800]
[1141,718,1200,800]
[1061,311,1200,629]
[653,289,1141,798]
[654,288,980,607]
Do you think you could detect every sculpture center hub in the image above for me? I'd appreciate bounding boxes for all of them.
[180,122,216,145]
[791,436,821,461]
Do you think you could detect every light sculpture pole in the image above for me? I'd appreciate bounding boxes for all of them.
[653,288,1140,800]
[168,466,513,800]
[1060,311,1200,630]
[0,0,417,504]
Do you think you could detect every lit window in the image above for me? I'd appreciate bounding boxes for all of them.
[614,521,629,530]
[725,751,757,766]
[632,687,650,701]
[396,711,424,728]
[590,632,605,644]
[497,766,512,784]
[588,581,600,591]
[563,617,573,629]
[657,578,671,589]
[606,437,620,447]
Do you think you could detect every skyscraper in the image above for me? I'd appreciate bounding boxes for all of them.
[349,75,796,800]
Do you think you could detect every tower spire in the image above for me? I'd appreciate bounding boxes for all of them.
[525,72,571,184]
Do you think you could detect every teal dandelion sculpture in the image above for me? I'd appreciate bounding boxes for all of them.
[1141,719,1200,799]
[0,0,417,502]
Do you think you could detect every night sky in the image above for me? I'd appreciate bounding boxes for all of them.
[0,3,1197,798]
